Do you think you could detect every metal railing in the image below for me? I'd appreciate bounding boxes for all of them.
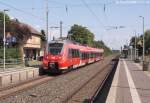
[0,58,22,65]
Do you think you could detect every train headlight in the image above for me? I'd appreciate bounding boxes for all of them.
[46,55,49,59]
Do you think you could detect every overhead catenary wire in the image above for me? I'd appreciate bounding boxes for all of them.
[0,1,44,21]
[81,0,105,28]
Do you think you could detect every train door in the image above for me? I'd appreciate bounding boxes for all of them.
[71,49,76,67]
[68,49,73,67]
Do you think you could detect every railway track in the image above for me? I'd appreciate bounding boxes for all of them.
[64,56,119,103]
[0,76,53,99]
[90,57,119,103]
[0,55,118,103]
[0,61,101,100]
[63,64,111,103]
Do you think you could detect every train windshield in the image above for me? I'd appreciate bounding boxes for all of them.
[49,43,63,55]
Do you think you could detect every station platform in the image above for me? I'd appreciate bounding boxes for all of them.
[106,59,150,103]
[0,67,39,87]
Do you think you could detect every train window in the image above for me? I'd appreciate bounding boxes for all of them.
[76,49,78,57]
[83,53,85,59]
[79,50,81,59]
[72,49,74,58]
[81,52,83,59]
[76,49,80,58]
[81,52,84,60]
[71,49,76,58]
[85,53,87,59]
[90,52,92,58]
[81,52,85,60]
[49,43,63,55]
[70,49,80,58]
[75,49,77,57]
[71,49,74,58]
[91,52,92,58]
[68,49,72,58]
[87,53,89,59]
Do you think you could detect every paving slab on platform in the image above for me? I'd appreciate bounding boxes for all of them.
[106,59,150,103]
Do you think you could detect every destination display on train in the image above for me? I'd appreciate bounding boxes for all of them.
[49,43,63,47]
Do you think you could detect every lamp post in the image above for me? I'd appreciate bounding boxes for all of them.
[3,9,9,71]
[134,30,137,60]
[60,21,63,38]
[139,16,145,64]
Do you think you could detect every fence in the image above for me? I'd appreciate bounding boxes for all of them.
[0,46,21,59]
[0,58,22,65]
[144,56,150,71]
[0,46,23,68]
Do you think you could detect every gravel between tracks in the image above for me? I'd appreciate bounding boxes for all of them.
[0,55,115,103]
[66,62,112,103]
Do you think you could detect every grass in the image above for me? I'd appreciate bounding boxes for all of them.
[0,60,42,70]
[28,60,42,67]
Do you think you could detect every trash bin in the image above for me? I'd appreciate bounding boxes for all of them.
[134,59,140,63]
[24,57,29,67]
[143,61,149,71]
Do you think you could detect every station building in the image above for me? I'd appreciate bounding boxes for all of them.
[23,25,42,60]
[5,21,45,61]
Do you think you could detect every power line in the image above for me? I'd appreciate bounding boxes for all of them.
[0,1,44,21]
[81,0,105,28]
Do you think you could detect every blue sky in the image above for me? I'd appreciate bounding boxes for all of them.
[0,0,150,49]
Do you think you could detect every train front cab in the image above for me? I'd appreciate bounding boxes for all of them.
[41,42,66,74]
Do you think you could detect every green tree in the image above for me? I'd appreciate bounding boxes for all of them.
[93,40,112,56]
[10,20,31,44]
[145,30,150,54]
[0,12,11,46]
[130,35,143,56]
[68,24,94,45]
[41,29,46,41]
[68,24,112,55]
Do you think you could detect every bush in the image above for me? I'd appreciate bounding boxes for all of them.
[0,47,21,59]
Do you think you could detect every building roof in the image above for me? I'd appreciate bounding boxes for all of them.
[11,19,41,36]
[24,24,41,36]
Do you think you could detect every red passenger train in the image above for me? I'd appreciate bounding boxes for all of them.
[40,39,104,74]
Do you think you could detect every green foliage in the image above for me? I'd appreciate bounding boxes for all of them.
[145,30,150,54]
[0,47,21,59]
[0,12,31,45]
[68,24,112,56]
[68,24,94,45]
[93,41,112,56]
[0,11,10,25]
[129,29,150,55]
[41,29,46,41]
[0,12,11,46]
[10,20,31,44]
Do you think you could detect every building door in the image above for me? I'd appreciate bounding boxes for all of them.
[33,49,37,60]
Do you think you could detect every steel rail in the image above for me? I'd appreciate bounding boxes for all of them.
[0,76,53,99]
[90,57,119,103]
[62,63,111,103]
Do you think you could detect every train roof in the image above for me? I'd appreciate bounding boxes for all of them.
[49,39,104,53]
